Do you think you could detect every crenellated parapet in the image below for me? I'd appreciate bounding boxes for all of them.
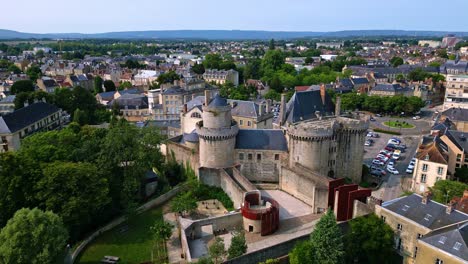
[336,117,369,134]
[196,120,239,141]
[287,119,338,142]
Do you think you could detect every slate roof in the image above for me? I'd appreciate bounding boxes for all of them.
[228,100,258,118]
[0,102,60,134]
[338,78,354,88]
[420,223,468,261]
[442,108,468,122]
[208,94,228,107]
[162,86,184,95]
[285,90,335,124]
[381,194,468,230]
[372,83,401,92]
[109,93,148,109]
[182,131,199,143]
[235,129,288,151]
[445,130,468,154]
[351,77,369,85]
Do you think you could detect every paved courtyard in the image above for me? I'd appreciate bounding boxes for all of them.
[260,190,313,220]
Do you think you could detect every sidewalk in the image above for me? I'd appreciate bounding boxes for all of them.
[164,213,185,264]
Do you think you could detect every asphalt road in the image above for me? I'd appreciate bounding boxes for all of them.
[364,132,422,202]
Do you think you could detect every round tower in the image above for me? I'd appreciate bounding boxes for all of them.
[334,117,369,183]
[287,119,338,176]
[196,93,239,168]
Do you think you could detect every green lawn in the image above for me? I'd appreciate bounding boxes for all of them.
[383,120,415,129]
[77,207,166,264]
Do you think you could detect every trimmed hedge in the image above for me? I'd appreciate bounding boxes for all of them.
[373,128,401,135]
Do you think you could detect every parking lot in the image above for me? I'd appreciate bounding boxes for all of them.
[363,131,421,201]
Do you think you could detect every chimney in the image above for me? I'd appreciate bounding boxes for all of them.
[422,191,431,205]
[174,80,178,86]
[320,84,326,104]
[204,90,211,106]
[279,93,287,125]
[41,97,46,103]
[446,201,455,214]
[23,101,29,108]
[183,95,188,104]
[183,103,187,113]
[335,96,341,117]
[464,190,468,199]
[259,103,264,116]
[266,99,272,113]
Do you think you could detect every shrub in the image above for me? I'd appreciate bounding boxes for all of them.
[193,184,234,210]
[373,128,401,135]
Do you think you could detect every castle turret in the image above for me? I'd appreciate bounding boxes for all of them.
[334,117,369,183]
[196,94,239,168]
[287,119,338,176]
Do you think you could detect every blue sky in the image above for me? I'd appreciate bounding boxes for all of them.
[1,0,467,33]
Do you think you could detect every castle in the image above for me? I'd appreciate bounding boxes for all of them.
[167,86,370,234]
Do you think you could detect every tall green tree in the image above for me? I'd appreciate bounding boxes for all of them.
[11,80,34,94]
[390,56,404,67]
[454,167,468,183]
[269,39,275,50]
[0,208,68,264]
[209,237,226,264]
[7,64,21,74]
[203,54,223,69]
[228,231,247,259]
[344,214,395,264]
[430,180,468,204]
[103,80,116,91]
[94,76,103,94]
[36,161,110,240]
[261,49,285,74]
[310,209,344,264]
[25,65,42,81]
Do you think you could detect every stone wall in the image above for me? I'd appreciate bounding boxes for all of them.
[235,149,283,182]
[232,167,257,191]
[219,169,245,209]
[279,165,329,213]
[223,234,309,264]
[181,212,243,262]
[166,138,200,174]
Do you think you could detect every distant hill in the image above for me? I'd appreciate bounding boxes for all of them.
[1,29,468,40]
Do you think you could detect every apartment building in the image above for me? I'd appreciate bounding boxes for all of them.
[444,75,468,110]
[0,102,62,152]
[440,129,468,175]
[203,69,239,86]
[411,142,448,194]
[375,193,468,264]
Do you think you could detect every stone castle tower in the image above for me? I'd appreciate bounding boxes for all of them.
[286,115,368,182]
[196,91,239,168]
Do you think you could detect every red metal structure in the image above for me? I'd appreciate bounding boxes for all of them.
[241,191,280,236]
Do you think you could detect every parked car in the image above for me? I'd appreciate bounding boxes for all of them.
[406,168,413,174]
[370,117,376,121]
[372,159,385,166]
[376,114,382,117]
[412,116,421,120]
[392,150,401,160]
[387,166,399,175]
[364,140,372,146]
[388,139,400,145]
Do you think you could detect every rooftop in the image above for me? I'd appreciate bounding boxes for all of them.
[235,129,288,151]
[0,102,60,134]
[381,194,468,230]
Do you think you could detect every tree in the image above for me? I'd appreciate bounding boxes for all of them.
[204,54,223,69]
[170,191,197,216]
[0,208,68,264]
[390,56,404,67]
[454,167,468,183]
[259,259,280,264]
[269,39,275,50]
[243,59,262,80]
[151,219,173,261]
[309,209,344,264]
[228,231,247,259]
[437,49,448,59]
[157,71,180,85]
[430,180,468,204]
[94,76,103,94]
[7,64,21,74]
[103,80,116,91]
[209,237,226,264]
[73,108,87,126]
[119,81,133,90]
[264,90,280,101]
[11,80,34,94]
[305,57,313,64]
[261,49,285,73]
[192,63,205,74]
[36,161,110,240]
[25,65,42,81]
[289,240,315,264]
[344,214,395,264]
